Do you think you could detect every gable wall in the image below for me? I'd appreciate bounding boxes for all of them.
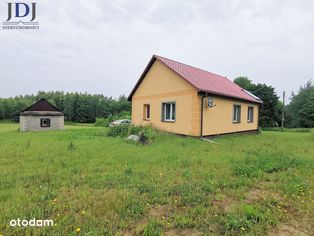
[132,60,201,136]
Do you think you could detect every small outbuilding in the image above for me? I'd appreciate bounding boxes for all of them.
[19,98,64,131]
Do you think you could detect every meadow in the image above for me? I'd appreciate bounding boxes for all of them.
[0,123,313,236]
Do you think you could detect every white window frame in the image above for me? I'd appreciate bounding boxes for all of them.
[247,106,254,123]
[162,102,176,122]
[233,105,241,123]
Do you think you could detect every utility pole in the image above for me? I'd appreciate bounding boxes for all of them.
[281,91,285,132]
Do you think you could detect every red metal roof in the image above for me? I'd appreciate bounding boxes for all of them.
[128,55,262,104]
[155,55,262,103]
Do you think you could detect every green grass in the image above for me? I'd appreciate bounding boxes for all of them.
[0,123,313,236]
[0,119,17,124]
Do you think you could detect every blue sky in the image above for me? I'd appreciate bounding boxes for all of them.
[0,0,313,100]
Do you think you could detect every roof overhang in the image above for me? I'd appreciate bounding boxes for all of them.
[198,90,263,104]
[20,111,64,116]
[128,56,157,101]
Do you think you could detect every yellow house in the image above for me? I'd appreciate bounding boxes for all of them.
[128,55,262,137]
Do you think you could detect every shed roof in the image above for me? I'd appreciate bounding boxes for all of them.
[128,55,262,104]
[20,98,63,115]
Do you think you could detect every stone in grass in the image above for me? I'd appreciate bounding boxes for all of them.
[126,135,140,142]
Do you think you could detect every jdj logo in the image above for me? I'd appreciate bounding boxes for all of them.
[6,2,37,21]
[2,2,39,30]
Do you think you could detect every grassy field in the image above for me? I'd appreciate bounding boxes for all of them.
[0,123,313,236]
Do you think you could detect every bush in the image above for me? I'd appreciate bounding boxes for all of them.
[127,125,143,136]
[127,125,158,139]
[107,125,129,137]
[142,125,158,140]
[118,111,131,120]
[94,118,111,127]
[107,125,159,144]
[94,112,131,127]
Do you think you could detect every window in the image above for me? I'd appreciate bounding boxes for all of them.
[162,102,176,122]
[144,104,150,120]
[40,118,51,127]
[248,106,254,123]
[233,105,241,123]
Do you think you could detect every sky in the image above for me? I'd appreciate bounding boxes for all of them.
[0,0,313,101]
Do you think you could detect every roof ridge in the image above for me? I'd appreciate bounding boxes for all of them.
[154,54,228,79]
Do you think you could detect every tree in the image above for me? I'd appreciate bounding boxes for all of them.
[0,91,132,123]
[0,100,4,119]
[234,76,255,91]
[234,77,280,127]
[287,80,314,127]
[298,93,314,127]
[252,83,280,127]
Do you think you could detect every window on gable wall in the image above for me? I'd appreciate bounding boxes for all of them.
[144,104,150,120]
